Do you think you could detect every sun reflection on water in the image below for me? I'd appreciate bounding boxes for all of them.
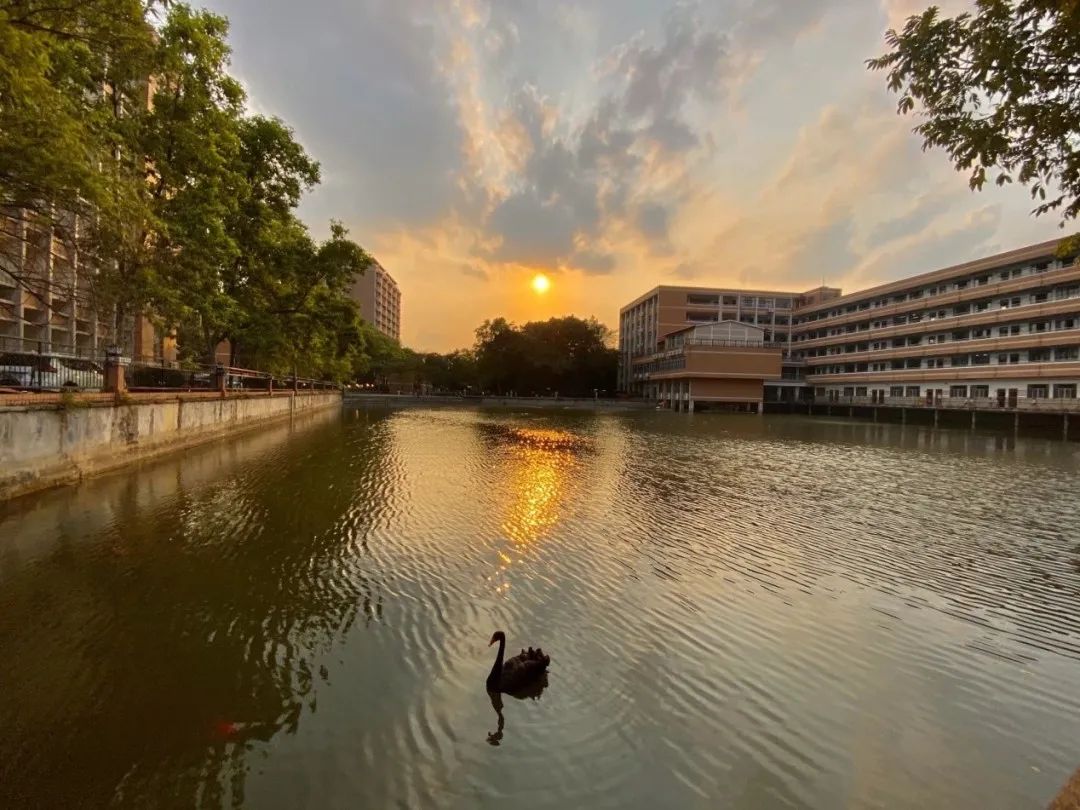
[483,426,586,596]
[503,445,566,546]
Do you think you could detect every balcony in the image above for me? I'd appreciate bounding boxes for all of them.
[806,359,1080,384]
[814,394,1080,413]
[793,263,1080,333]
[633,338,782,361]
[794,293,1080,351]
[803,327,1080,366]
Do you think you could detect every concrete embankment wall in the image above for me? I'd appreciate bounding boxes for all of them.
[344,393,653,411]
[0,390,341,500]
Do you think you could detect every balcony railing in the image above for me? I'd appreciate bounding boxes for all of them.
[814,395,1080,412]
[633,339,782,360]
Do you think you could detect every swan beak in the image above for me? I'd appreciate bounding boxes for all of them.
[488,637,496,646]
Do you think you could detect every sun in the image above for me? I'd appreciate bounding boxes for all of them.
[531,273,551,295]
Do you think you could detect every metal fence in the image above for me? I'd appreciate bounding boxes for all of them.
[0,335,339,394]
[0,336,106,391]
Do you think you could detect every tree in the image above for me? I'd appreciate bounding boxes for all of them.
[76,3,247,344]
[472,315,617,396]
[1,1,377,382]
[869,2,1080,252]
[0,0,157,306]
[227,222,371,380]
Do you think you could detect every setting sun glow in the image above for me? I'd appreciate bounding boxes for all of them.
[531,273,551,295]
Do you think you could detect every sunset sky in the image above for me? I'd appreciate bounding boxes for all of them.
[203,0,1063,352]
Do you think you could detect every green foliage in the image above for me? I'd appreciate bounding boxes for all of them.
[0,0,154,214]
[2,1,373,382]
[474,316,617,397]
[869,1,1080,253]
[359,315,616,396]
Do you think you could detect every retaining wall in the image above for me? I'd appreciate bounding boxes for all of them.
[0,390,341,500]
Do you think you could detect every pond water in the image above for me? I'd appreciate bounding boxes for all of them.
[2,407,1080,808]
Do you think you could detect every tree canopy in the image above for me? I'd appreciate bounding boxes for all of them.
[1,0,373,380]
[869,1,1080,250]
[357,316,617,397]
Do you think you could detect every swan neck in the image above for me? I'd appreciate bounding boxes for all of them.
[487,636,505,686]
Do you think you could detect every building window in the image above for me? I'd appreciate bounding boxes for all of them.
[1055,346,1079,361]
[950,385,968,398]
[972,353,991,365]
[1053,384,1077,399]
[686,311,719,323]
[1028,384,1050,399]
[843,387,855,397]
[971,385,989,398]
[905,386,920,397]
[1029,349,1052,362]
[890,386,904,397]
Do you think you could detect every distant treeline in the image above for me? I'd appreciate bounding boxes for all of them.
[360,316,619,398]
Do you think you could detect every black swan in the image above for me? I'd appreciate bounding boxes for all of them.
[486,631,549,693]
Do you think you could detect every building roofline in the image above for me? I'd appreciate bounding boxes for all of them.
[619,283,808,314]
[666,321,767,336]
[795,237,1068,315]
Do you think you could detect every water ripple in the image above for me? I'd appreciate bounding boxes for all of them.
[1,409,1079,808]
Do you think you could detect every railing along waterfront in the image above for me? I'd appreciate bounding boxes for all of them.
[0,335,106,392]
[0,336,339,395]
[126,360,339,393]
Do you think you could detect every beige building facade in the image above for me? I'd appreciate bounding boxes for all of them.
[793,238,1080,408]
[0,208,175,364]
[632,322,783,412]
[620,238,1080,411]
[351,261,401,341]
[619,283,839,408]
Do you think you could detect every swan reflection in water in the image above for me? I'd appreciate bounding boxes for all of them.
[486,674,548,746]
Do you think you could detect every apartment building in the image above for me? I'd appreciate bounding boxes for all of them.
[792,238,1080,407]
[620,238,1079,411]
[0,209,173,363]
[1,70,177,366]
[351,261,401,341]
[619,283,840,406]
